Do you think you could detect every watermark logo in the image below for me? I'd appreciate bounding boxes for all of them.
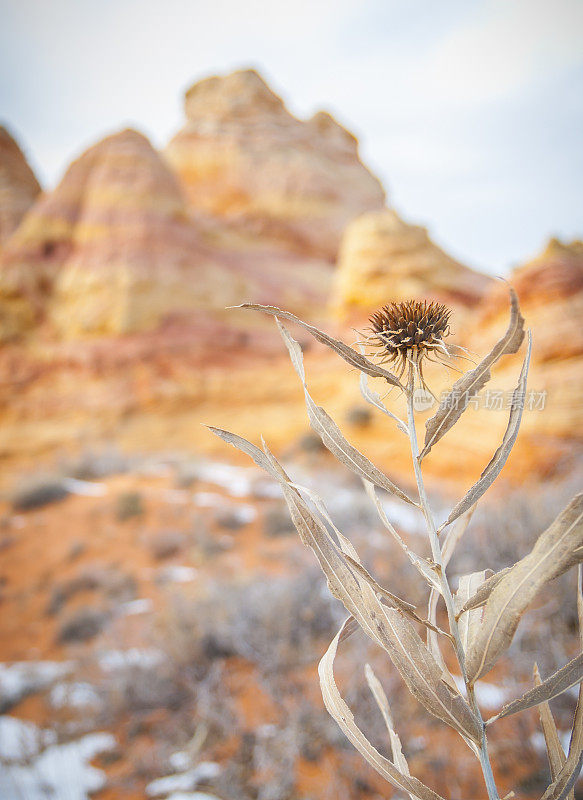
[412,389,548,413]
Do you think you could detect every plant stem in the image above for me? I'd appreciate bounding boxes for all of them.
[405,364,500,800]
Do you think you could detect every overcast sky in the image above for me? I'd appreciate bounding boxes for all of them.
[1,0,581,273]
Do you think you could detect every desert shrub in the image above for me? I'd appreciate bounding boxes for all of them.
[115,490,144,521]
[57,606,109,643]
[10,476,69,511]
[263,504,295,538]
[344,405,372,427]
[166,569,343,675]
[47,563,136,615]
[147,530,186,560]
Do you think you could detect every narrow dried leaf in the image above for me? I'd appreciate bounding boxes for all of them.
[276,319,417,506]
[455,572,487,656]
[320,620,448,800]
[536,663,567,781]
[442,331,532,529]
[210,425,481,742]
[466,493,583,683]
[427,509,476,690]
[578,565,583,651]
[420,287,525,460]
[235,303,404,386]
[489,655,583,722]
[364,664,412,777]
[363,480,438,591]
[537,561,583,800]
[456,567,512,617]
[359,352,408,435]
[345,554,448,637]
[539,689,583,800]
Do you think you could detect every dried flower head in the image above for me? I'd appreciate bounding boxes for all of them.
[366,300,452,390]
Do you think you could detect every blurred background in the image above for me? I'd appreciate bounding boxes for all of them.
[0,1,582,798]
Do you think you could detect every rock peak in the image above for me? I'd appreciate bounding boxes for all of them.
[0,125,41,247]
[184,68,285,122]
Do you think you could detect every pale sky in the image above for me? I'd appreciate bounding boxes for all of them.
[1,0,582,273]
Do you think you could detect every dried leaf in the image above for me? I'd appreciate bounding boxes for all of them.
[538,562,583,799]
[456,567,512,617]
[359,353,408,435]
[363,480,438,591]
[455,572,487,656]
[539,688,583,800]
[235,303,404,386]
[420,287,525,460]
[209,426,481,742]
[441,331,532,529]
[537,663,567,782]
[345,554,448,637]
[427,508,476,688]
[466,493,583,683]
[365,664,422,800]
[489,655,583,722]
[320,619,448,800]
[276,319,417,506]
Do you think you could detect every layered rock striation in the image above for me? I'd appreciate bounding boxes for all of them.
[332,208,492,319]
[164,69,385,260]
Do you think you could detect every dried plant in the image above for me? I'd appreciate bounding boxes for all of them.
[209,290,583,800]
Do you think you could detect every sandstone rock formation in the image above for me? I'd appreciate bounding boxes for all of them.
[332,208,492,318]
[0,126,41,248]
[0,128,246,340]
[164,69,385,260]
[473,237,583,447]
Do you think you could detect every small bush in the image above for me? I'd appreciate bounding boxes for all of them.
[11,477,69,511]
[57,606,109,643]
[344,405,372,427]
[263,505,295,538]
[115,491,144,521]
[147,530,186,560]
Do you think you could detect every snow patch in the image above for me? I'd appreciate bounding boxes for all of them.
[0,716,115,800]
[452,675,507,709]
[157,565,198,584]
[192,462,257,497]
[0,660,74,708]
[50,681,101,710]
[98,648,165,672]
[146,762,221,796]
[120,598,153,616]
[62,477,107,497]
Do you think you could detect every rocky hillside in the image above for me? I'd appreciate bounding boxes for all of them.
[0,126,41,248]
[164,69,385,259]
[332,208,492,319]
[0,70,580,486]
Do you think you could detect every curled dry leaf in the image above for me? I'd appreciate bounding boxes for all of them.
[534,663,568,785]
[420,287,525,461]
[539,690,583,800]
[276,319,416,505]
[364,664,422,800]
[488,655,583,723]
[234,303,404,387]
[441,331,532,529]
[320,619,447,800]
[362,480,439,590]
[455,572,488,656]
[456,567,512,618]
[358,351,408,435]
[344,554,448,637]
[207,425,481,743]
[466,493,583,684]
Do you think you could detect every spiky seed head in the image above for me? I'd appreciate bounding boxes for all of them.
[367,299,452,380]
